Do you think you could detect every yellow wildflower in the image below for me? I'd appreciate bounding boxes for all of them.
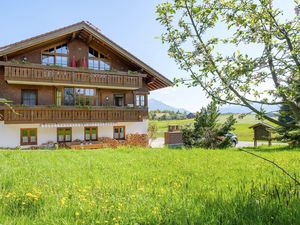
[60,197,66,206]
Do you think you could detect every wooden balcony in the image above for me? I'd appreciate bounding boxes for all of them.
[2,106,148,124]
[1,62,145,90]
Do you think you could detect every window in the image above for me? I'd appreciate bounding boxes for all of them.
[64,88,75,105]
[42,43,68,67]
[75,88,95,106]
[113,126,125,140]
[57,128,72,142]
[85,127,98,141]
[88,47,111,71]
[21,90,37,105]
[63,88,96,106]
[114,94,125,107]
[136,95,145,107]
[20,128,37,145]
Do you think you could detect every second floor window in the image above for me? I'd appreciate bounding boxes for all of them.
[21,89,37,105]
[136,95,145,107]
[42,43,68,67]
[88,47,111,71]
[64,88,96,106]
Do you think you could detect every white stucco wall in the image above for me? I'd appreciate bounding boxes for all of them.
[0,120,148,148]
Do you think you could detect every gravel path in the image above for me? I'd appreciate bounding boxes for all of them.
[150,138,285,148]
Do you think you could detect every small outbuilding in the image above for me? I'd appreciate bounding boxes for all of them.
[164,125,183,148]
[249,122,275,147]
[187,113,196,119]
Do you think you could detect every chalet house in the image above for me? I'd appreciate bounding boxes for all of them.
[0,21,172,148]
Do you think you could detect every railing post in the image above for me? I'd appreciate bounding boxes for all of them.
[52,69,54,82]
[31,110,34,122]
[4,66,7,79]
[72,72,74,83]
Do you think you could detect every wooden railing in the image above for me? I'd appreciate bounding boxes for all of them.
[1,62,145,89]
[3,107,148,124]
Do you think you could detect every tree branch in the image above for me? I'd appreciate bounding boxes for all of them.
[183,0,287,127]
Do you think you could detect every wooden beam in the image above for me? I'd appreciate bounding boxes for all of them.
[146,76,156,85]
[86,34,93,44]
[70,32,77,42]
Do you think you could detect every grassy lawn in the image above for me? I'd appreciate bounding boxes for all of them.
[0,147,299,224]
[150,114,274,141]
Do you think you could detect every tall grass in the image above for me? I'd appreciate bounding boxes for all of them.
[0,147,299,224]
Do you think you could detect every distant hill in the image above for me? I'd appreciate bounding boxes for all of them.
[149,99,280,115]
[219,104,280,114]
[148,99,190,113]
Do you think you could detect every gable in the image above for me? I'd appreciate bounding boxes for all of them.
[0,21,173,91]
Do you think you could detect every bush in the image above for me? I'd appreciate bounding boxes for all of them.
[148,123,158,144]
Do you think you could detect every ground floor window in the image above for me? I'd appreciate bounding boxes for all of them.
[57,128,72,142]
[20,128,37,145]
[85,127,98,141]
[113,126,125,140]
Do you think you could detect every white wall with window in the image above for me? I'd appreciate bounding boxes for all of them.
[0,120,148,148]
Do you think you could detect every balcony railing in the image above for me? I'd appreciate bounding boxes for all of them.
[1,62,145,89]
[2,106,148,124]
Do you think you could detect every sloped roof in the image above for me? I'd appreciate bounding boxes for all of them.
[0,21,173,91]
[249,122,275,129]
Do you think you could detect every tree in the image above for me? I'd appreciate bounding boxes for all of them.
[0,98,13,120]
[182,101,236,148]
[276,79,300,145]
[156,0,300,131]
[276,104,300,145]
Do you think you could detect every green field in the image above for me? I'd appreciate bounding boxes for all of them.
[150,114,273,141]
[0,147,299,224]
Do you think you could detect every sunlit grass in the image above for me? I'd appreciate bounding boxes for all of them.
[0,147,299,224]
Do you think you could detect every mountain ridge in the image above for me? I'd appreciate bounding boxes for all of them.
[148,99,190,113]
[149,99,280,114]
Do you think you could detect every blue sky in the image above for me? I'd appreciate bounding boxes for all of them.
[0,0,295,112]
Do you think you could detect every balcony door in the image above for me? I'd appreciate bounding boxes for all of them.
[114,94,125,107]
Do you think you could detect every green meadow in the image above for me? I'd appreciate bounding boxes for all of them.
[150,114,273,141]
[0,147,299,224]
